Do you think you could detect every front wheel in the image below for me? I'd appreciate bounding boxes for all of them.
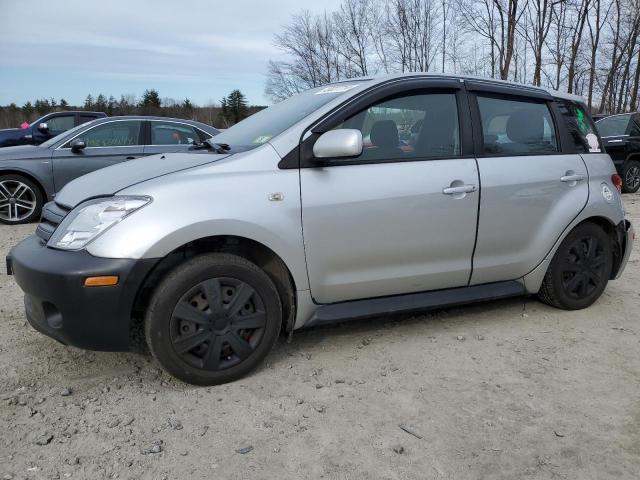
[145,253,282,385]
[0,174,43,225]
[622,160,640,193]
[538,223,613,310]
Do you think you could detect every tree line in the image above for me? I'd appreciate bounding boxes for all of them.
[265,0,640,113]
[0,89,264,130]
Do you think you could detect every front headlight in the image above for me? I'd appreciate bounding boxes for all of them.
[48,196,151,250]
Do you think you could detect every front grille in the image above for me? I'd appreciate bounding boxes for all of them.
[36,202,71,242]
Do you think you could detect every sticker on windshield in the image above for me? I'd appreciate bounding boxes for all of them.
[586,133,601,152]
[252,135,272,144]
[314,84,359,95]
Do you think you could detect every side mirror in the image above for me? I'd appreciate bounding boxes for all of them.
[70,139,86,152]
[37,122,49,132]
[313,129,363,159]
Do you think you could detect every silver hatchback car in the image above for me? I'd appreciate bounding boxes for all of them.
[7,74,634,385]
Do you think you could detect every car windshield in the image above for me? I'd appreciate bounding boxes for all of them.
[596,114,631,137]
[211,82,368,152]
[39,122,92,148]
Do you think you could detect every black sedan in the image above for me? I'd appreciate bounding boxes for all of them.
[0,116,219,224]
[596,112,640,193]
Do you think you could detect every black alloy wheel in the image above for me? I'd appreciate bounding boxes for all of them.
[538,223,613,310]
[145,253,282,386]
[169,277,267,371]
[623,160,640,193]
[560,236,608,300]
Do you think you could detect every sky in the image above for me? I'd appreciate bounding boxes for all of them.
[0,0,343,107]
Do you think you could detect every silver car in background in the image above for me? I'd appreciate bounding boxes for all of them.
[7,74,634,385]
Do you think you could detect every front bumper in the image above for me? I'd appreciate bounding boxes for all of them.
[7,235,158,351]
[614,219,634,279]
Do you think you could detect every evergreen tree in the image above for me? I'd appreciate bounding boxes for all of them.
[107,96,117,115]
[220,89,248,125]
[59,98,69,109]
[139,89,161,109]
[22,101,34,117]
[84,94,94,110]
[34,98,50,115]
[95,94,108,112]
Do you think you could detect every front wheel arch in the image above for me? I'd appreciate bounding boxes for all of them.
[129,235,297,351]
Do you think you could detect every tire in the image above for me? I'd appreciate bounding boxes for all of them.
[538,223,613,310]
[145,253,282,385]
[622,160,640,193]
[0,174,44,225]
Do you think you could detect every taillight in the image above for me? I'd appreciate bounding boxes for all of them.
[612,174,623,193]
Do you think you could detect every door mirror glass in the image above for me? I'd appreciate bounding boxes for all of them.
[37,122,49,132]
[70,139,86,151]
[313,129,363,159]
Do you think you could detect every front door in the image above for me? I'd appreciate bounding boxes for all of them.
[469,92,589,285]
[51,120,144,192]
[301,86,480,304]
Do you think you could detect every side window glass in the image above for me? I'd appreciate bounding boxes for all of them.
[334,92,460,161]
[151,121,201,145]
[79,115,97,125]
[65,121,142,148]
[46,115,75,134]
[558,100,602,153]
[477,96,559,155]
[628,115,640,137]
[595,114,632,137]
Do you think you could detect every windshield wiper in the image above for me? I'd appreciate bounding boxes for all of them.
[190,139,231,154]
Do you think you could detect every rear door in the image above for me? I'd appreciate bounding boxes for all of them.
[468,86,589,285]
[51,120,144,191]
[300,80,480,304]
[143,120,211,156]
[596,114,633,171]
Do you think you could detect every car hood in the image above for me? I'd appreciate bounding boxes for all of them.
[55,152,231,208]
[0,127,23,137]
[0,144,50,160]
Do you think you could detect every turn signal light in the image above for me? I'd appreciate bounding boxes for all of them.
[612,174,623,193]
[84,276,119,287]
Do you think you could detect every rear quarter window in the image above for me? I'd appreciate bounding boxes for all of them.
[557,100,602,153]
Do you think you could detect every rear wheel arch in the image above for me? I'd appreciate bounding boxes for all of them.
[130,235,297,350]
[565,217,623,279]
[538,220,614,309]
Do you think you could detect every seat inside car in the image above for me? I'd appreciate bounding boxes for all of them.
[369,120,404,158]
[505,109,545,152]
[415,105,458,156]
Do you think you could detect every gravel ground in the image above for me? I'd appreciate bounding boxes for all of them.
[1,194,639,480]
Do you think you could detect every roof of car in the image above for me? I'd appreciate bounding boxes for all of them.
[344,72,586,103]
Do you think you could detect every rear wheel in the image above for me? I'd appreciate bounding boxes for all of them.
[0,174,43,225]
[145,253,282,385]
[538,223,613,310]
[622,160,640,193]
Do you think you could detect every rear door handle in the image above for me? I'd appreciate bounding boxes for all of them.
[442,184,477,195]
[560,174,586,183]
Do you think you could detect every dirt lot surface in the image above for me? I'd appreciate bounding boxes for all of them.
[1,194,639,480]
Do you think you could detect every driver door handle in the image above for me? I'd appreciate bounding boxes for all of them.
[560,174,586,182]
[442,184,477,195]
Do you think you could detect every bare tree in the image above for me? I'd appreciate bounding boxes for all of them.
[525,0,555,86]
[263,0,640,112]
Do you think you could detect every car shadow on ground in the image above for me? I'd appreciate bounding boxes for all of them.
[7,295,534,389]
